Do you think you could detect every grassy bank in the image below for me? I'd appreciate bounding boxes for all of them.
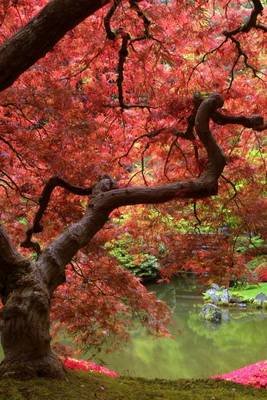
[230,283,267,302]
[0,371,266,400]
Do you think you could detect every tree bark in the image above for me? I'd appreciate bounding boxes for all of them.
[0,0,110,92]
[0,261,64,378]
[0,226,64,378]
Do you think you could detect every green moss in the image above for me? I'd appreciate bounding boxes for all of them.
[0,371,266,400]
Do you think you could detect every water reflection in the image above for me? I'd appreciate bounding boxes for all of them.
[92,280,267,379]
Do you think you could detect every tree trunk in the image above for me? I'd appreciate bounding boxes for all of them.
[0,262,64,379]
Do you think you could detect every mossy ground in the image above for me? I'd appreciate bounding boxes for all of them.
[0,371,266,400]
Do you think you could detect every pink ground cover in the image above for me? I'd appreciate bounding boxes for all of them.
[63,357,119,378]
[212,361,267,388]
[64,356,267,388]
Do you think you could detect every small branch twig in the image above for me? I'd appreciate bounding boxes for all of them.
[117,32,130,109]
[189,0,265,85]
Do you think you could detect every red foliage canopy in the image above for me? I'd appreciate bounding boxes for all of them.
[0,0,266,346]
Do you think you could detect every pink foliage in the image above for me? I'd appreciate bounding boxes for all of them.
[63,357,119,378]
[63,355,267,388]
[212,361,267,388]
[255,264,267,282]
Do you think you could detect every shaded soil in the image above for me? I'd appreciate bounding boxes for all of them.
[0,370,266,399]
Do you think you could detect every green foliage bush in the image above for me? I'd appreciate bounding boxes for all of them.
[105,235,160,279]
[235,235,265,253]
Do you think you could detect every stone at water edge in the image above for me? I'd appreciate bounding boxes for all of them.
[220,289,231,304]
[210,283,221,291]
[200,303,222,323]
[205,289,220,304]
[204,285,232,304]
[254,293,267,306]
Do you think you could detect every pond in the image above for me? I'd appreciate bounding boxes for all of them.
[1,280,266,380]
[87,280,267,379]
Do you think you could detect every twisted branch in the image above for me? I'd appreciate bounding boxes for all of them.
[0,225,29,272]
[21,177,93,254]
[103,0,121,40]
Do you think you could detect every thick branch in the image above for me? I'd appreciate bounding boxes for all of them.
[36,93,267,291]
[0,225,29,271]
[255,23,267,32]
[104,0,121,40]
[0,0,110,91]
[195,94,227,183]
[33,93,266,291]
[21,177,93,253]
[212,111,265,130]
[38,180,220,291]
[38,94,227,290]
[37,206,110,292]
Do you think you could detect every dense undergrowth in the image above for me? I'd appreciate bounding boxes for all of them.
[1,371,267,400]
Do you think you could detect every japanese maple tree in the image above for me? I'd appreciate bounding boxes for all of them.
[0,0,265,378]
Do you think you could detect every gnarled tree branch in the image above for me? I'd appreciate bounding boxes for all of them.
[189,0,265,86]
[223,0,264,36]
[0,225,29,270]
[0,0,110,92]
[104,0,121,40]
[21,177,93,254]
[37,93,266,291]
[37,94,226,290]
[212,111,264,130]
[0,227,30,305]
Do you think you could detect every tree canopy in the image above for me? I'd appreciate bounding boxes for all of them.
[0,0,266,367]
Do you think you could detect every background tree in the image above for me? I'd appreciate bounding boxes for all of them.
[0,0,265,378]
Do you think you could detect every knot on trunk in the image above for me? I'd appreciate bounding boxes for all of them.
[92,175,117,197]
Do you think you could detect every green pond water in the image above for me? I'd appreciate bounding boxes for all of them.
[88,280,267,379]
